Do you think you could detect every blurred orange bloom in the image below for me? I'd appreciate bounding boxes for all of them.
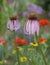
[0,39,6,44]
[39,19,49,27]
[20,39,27,45]
[14,38,27,46]
[38,38,47,43]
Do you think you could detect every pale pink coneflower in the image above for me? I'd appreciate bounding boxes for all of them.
[7,15,21,31]
[24,13,40,36]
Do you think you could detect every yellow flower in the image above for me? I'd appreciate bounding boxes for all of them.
[12,50,16,54]
[3,60,7,64]
[30,42,38,46]
[0,60,7,64]
[20,57,27,62]
[0,61,3,64]
[28,48,33,51]
[18,47,23,51]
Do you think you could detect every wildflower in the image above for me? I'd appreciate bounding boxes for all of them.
[28,13,38,20]
[39,19,49,27]
[20,39,27,45]
[0,60,7,64]
[26,2,45,14]
[38,38,47,43]
[0,39,6,45]
[12,50,16,54]
[14,38,27,46]
[18,47,23,51]
[3,60,7,64]
[7,15,21,31]
[30,42,38,46]
[20,57,27,62]
[24,13,39,36]
[14,38,22,45]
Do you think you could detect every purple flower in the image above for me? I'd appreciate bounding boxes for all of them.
[7,18,21,31]
[24,20,40,36]
[26,2,45,14]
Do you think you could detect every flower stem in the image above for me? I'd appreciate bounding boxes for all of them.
[40,47,48,65]
[16,47,20,65]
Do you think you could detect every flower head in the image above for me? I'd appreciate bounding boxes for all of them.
[3,60,7,64]
[30,42,38,46]
[26,2,45,14]
[10,15,17,20]
[14,38,21,45]
[28,13,37,20]
[24,13,39,35]
[20,57,27,62]
[0,39,6,45]
[14,38,27,46]
[39,19,49,27]
[7,15,21,31]
[20,39,27,45]
[0,60,7,64]
[38,38,47,43]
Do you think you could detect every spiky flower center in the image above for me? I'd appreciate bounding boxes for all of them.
[10,15,17,20]
[28,13,37,20]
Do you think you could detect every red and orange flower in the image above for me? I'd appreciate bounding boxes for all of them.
[39,19,49,27]
[14,38,27,46]
[0,39,6,45]
[38,38,47,43]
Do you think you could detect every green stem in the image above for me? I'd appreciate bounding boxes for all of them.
[40,47,48,65]
[16,47,20,65]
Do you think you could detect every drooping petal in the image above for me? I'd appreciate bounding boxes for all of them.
[14,20,21,32]
[24,20,39,35]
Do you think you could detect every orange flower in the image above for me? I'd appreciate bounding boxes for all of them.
[14,38,22,45]
[39,19,49,27]
[20,39,27,45]
[0,39,6,45]
[14,38,27,46]
[38,38,47,43]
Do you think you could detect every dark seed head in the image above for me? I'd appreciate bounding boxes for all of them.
[28,13,37,20]
[10,15,17,20]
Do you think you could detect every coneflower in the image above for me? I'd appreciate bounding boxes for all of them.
[24,13,39,36]
[7,15,21,32]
